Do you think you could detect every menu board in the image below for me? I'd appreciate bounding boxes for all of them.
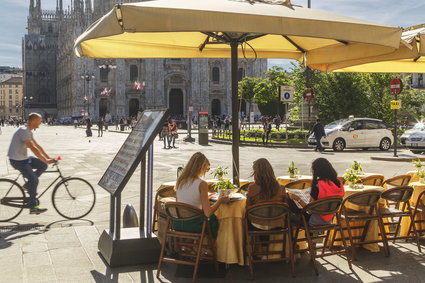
[98,109,169,195]
[198,111,209,134]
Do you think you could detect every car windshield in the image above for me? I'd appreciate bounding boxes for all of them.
[412,123,425,131]
[325,118,350,129]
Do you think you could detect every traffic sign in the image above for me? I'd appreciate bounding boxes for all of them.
[390,78,403,95]
[305,88,312,101]
[279,86,294,102]
[390,100,401,110]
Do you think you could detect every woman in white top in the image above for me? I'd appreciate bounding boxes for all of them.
[173,152,228,237]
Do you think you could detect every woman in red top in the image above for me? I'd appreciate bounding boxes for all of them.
[288,158,344,226]
[168,119,178,148]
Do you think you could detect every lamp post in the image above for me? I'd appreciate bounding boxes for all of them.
[81,73,95,117]
[22,96,33,120]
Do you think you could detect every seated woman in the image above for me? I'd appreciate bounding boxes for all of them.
[173,152,229,237]
[246,158,286,230]
[288,158,344,226]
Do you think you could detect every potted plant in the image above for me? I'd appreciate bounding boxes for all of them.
[211,165,229,181]
[212,179,237,195]
[351,161,363,174]
[288,161,300,178]
[418,170,425,183]
[344,169,361,188]
[413,159,423,171]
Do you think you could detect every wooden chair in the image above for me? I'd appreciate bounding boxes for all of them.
[245,202,294,279]
[293,197,352,275]
[285,179,312,190]
[153,186,176,233]
[238,181,254,193]
[379,186,421,254]
[334,190,389,260]
[383,175,411,187]
[361,175,385,186]
[409,189,425,237]
[157,202,218,282]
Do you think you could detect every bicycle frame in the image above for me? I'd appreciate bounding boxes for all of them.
[10,164,69,200]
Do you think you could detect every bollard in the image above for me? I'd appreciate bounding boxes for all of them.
[123,204,139,228]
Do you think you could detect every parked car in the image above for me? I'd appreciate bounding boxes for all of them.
[308,117,393,152]
[403,122,425,154]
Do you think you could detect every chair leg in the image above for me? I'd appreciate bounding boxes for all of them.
[393,216,403,244]
[156,220,170,279]
[338,223,353,270]
[304,225,319,276]
[378,217,390,257]
[408,213,422,253]
[206,223,219,272]
[246,232,255,280]
[344,219,358,261]
[286,223,296,277]
[192,226,206,282]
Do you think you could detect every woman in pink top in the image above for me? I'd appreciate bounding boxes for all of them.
[288,158,344,226]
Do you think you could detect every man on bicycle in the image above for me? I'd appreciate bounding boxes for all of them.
[7,113,55,214]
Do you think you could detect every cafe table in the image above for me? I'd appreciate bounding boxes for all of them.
[157,178,251,191]
[407,170,420,183]
[332,185,386,252]
[400,181,425,237]
[276,175,312,186]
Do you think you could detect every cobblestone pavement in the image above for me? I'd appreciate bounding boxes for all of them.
[1,125,424,282]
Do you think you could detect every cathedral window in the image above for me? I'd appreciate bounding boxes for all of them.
[100,68,108,82]
[39,93,50,103]
[130,65,138,81]
[212,67,220,83]
[48,24,53,33]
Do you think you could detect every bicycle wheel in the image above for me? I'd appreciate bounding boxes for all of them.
[52,177,96,220]
[0,178,25,222]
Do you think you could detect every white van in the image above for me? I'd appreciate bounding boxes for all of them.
[308,117,393,151]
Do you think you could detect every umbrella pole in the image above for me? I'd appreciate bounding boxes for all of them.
[231,41,240,186]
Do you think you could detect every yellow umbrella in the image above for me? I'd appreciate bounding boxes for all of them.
[74,0,402,184]
[312,27,425,73]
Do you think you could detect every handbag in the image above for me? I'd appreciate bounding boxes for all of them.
[173,132,179,139]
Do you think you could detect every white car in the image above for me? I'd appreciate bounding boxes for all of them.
[308,118,393,152]
[403,123,425,154]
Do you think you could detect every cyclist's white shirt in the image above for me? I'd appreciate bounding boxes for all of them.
[7,125,33,161]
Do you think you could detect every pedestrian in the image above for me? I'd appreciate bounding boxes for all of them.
[86,118,92,137]
[310,118,326,152]
[7,113,55,214]
[161,122,170,149]
[97,118,104,137]
[169,119,178,148]
[262,119,272,145]
[74,119,78,129]
[115,118,119,130]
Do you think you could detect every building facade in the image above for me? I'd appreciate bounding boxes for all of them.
[24,0,267,120]
[0,77,24,119]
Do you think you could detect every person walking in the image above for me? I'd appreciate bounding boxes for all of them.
[161,122,170,149]
[7,113,55,214]
[97,118,104,137]
[169,119,178,148]
[86,118,93,137]
[262,119,272,145]
[311,119,326,152]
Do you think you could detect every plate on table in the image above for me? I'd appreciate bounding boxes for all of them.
[208,192,245,202]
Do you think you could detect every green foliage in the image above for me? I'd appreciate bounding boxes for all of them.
[212,179,237,191]
[351,161,363,172]
[413,159,423,170]
[343,169,361,183]
[211,165,229,180]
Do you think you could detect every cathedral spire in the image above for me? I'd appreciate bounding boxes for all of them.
[35,0,41,18]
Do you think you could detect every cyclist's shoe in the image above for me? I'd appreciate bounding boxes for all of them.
[30,206,48,215]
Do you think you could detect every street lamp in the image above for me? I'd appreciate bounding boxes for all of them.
[81,73,95,117]
[22,96,33,119]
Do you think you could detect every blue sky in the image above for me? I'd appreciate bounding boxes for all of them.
[1,0,424,68]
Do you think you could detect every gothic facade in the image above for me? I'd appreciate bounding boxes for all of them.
[24,0,267,119]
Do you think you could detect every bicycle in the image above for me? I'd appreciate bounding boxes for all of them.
[0,160,96,222]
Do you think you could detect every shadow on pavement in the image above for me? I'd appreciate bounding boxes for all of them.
[45,218,94,229]
[0,223,46,250]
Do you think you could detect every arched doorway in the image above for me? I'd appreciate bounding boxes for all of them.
[211,99,221,116]
[129,98,139,117]
[169,89,184,116]
[99,98,108,118]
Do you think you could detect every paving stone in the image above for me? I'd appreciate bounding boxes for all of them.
[23,251,52,267]
[23,264,57,283]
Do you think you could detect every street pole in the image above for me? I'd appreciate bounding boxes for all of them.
[394,94,398,157]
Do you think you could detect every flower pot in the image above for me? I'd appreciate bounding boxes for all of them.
[348,182,355,188]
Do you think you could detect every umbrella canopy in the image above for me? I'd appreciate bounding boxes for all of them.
[74,0,402,184]
[312,27,425,73]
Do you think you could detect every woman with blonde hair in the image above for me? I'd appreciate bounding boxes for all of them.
[246,158,286,229]
[173,152,228,237]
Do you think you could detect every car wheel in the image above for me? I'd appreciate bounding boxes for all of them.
[411,150,423,154]
[333,138,345,152]
[362,148,369,151]
[379,138,391,151]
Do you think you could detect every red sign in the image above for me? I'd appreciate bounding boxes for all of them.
[198,111,208,115]
[305,88,312,101]
[390,78,402,95]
